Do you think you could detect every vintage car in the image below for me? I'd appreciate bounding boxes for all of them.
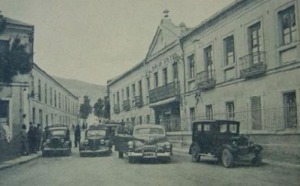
[189,120,263,168]
[42,125,72,156]
[126,124,172,163]
[79,125,112,157]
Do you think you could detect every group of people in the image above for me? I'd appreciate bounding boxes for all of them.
[20,123,43,155]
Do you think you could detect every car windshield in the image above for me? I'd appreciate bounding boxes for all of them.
[219,123,238,134]
[50,130,66,136]
[87,130,106,137]
[134,128,164,135]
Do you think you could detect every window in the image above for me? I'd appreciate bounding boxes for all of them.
[32,107,36,124]
[54,90,57,107]
[163,67,168,85]
[206,105,213,120]
[226,101,235,120]
[188,54,195,79]
[50,87,53,105]
[126,87,130,99]
[117,91,120,105]
[44,84,47,104]
[0,100,9,126]
[279,6,296,45]
[146,115,150,123]
[190,107,195,122]
[132,84,136,98]
[59,93,61,109]
[38,79,41,101]
[146,77,150,91]
[138,80,142,99]
[248,22,263,63]
[113,94,115,105]
[224,36,235,65]
[39,109,43,125]
[121,89,124,101]
[283,91,297,128]
[251,96,262,130]
[139,116,142,124]
[154,72,158,88]
[172,62,178,81]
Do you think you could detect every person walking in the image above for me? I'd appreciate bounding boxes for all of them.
[74,124,81,147]
[27,125,36,154]
[36,124,42,151]
[20,124,28,155]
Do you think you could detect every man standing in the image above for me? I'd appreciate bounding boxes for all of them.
[74,124,81,147]
[36,124,42,151]
[20,124,28,155]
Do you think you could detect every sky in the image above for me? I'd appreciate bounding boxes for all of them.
[0,0,234,85]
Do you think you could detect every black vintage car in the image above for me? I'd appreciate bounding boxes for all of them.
[189,120,263,168]
[79,125,112,157]
[42,125,72,156]
[126,124,172,163]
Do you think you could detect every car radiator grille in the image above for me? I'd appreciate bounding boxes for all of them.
[142,145,157,152]
[88,139,100,150]
[50,138,61,148]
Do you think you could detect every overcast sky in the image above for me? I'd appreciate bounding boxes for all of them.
[1,0,234,85]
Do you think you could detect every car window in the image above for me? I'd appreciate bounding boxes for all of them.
[197,125,202,131]
[229,124,237,133]
[220,124,227,133]
[50,130,66,136]
[203,124,210,131]
[87,130,106,137]
[135,128,164,135]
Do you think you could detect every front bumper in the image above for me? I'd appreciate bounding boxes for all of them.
[80,147,111,155]
[42,147,70,154]
[128,151,171,159]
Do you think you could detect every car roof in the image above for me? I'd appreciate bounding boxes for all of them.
[48,124,68,130]
[133,124,165,130]
[192,120,240,126]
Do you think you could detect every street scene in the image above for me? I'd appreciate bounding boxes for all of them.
[1,0,300,185]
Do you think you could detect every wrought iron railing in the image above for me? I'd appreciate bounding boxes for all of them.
[240,51,266,78]
[196,70,216,90]
[149,81,180,103]
[123,99,130,111]
[134,96,143,108]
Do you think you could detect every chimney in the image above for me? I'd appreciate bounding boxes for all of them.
[163,9,170,18]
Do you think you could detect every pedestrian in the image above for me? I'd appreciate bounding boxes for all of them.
[27,124,36,154]
[74,124,81,147]
[43,126,50,142]
[20,124,28,155]
[36,124,42,151]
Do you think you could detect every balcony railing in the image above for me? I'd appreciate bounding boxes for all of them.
[113,104,120,114]
[134,96,143,108]
[123,99,131,111]
[196,70,216,90]
[240,51,266,78]
[149,81,180,103]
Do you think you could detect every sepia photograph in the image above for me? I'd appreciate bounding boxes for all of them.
[0,0,299,185]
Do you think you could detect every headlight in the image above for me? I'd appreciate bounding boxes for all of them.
[165,142,171,149]
[105,140,110,146]
[232,141,237,146]
[46,139,50,144]
[128,141,134,148]
[84,140,88,145]
[61,138,65,143]
[100,139,105,145]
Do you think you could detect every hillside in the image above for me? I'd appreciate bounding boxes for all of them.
[53,76,107,105]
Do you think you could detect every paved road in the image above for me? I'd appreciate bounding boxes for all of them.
[0,145,299,186]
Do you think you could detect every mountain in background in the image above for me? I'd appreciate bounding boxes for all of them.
[53,76,107,105]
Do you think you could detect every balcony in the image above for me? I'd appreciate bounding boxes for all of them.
[149,81,180,103]
[113,104,120,114]
[196,70,216,91]
[240,51,266,78]
[134,96,143,108]
[123,99,131,111]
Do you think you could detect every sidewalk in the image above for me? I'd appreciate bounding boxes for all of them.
[172,147,300,169]
[0,152,41,171]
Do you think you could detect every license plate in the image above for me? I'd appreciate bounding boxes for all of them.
[144,153,155,157]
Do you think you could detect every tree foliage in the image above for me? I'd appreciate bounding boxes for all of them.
[103,96,110,119]
[79,95,92,120]
[0,37,32,83]
[93,98,104,118]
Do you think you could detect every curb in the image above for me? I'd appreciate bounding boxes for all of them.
[172,148,300,169]
[0,153,41,171]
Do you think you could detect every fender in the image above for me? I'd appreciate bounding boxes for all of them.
[222,144,238,153]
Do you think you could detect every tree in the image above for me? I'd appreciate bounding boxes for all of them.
[93,98,104,118]
[79,96,92,120]
[103,96,110,119]
[0,37,32,83]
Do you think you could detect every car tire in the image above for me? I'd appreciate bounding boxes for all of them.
[222,148,233,168]
[128,157,135,163]
[118,152,124,159]
[251,151,262,166]
[191,145,200,162]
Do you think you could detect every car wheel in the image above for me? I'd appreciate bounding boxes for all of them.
[251,151,262,166]
[222,149,233,168]
[191,145,200,162]
[128,157,135,163]
[118,152,124,159]
[42,151,47,157]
